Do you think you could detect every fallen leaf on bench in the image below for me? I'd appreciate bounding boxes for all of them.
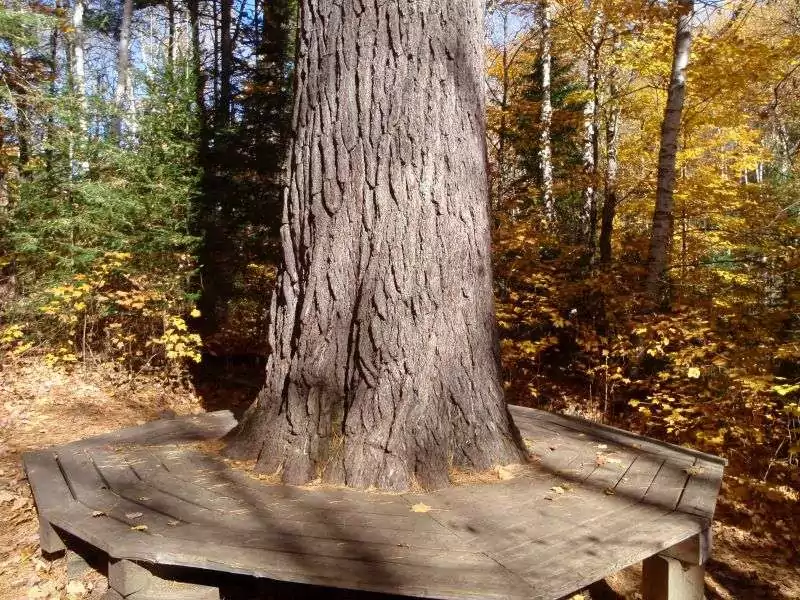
[91,511,105,517]
[130,525,148,531]
[411,503,431,513]
[125,512,143,519]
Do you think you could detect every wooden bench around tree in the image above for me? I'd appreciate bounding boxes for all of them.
[23,406,724,600]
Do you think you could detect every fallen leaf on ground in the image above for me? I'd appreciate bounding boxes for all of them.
[496,465,514,480]
[66,580,87,598]
[550,486,565,494]
[26,586,49,599]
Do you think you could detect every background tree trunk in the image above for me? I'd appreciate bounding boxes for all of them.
[71,0,87,134]
[646,0,694,301]
[113,0,134,141]
[539,0,555,224]
[599,32,621,265]
[580,13,600,249]
[219,0,233,126]
[225,0,525,492]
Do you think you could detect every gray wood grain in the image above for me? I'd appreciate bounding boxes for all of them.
[25,408,725,600]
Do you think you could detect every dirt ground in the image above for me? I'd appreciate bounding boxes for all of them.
[0,359,798,600]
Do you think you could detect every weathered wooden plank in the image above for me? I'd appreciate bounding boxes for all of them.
[23,450,80,553]
[495,453,665,567]
[25,406,726,600]
[23,450,77,508]
[510,405,726,467]
[166,523,504,571]
[56,448,183,530]
[128,448,452,534]
[86,448,230,529]
[108,535,536,600]
[676,461,724,521]
[44,504,143,556]
[517,454,692,580]
[525,509,705,599]
[98,450,471,550]
[164,454,418,518]
[402,431,628,554]
[496,444,640,535]
[64,411,237,450]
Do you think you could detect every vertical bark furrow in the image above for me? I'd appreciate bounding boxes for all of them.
[226,0,525,491]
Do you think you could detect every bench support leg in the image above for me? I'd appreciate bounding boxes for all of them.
[642,554,704,600]
[38,518,66,555]
[106,559,220,600]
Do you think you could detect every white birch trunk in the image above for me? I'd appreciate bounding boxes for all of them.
[580,11,601,248]
[113,0,134,141]
[539,0,555,224]
[71,0,87,134]
[599,31,621,265]
[646,0,694,300]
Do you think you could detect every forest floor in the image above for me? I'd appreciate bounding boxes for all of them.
[0,357,798,600]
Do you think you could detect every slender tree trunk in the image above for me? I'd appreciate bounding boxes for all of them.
[219,0,233,126]
[580,13,600,249]
[225,0,526,492]
[212,0,220,116]
[10,49,31,170]
[71,0,87,134]
[539,0,555,224]
[167,0,176,73]
[46,7,59,173]
[113,0,134,142]
[495,11,510,210]
[188,0,207,143]
[646,0,694,301]
[599,32,620,265]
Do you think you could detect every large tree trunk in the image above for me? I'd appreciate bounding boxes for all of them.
[113,0,134,141]
[646,0,694,301]
[539,0,555,224]
[225,0,526,492]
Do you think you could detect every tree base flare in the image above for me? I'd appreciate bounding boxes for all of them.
[224,388,526,492]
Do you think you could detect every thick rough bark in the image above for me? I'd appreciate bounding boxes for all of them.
[646,0,694,300]
[226,0,526,491]
[539,0,555,224]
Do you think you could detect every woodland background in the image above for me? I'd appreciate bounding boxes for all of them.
[0,0,798,597]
